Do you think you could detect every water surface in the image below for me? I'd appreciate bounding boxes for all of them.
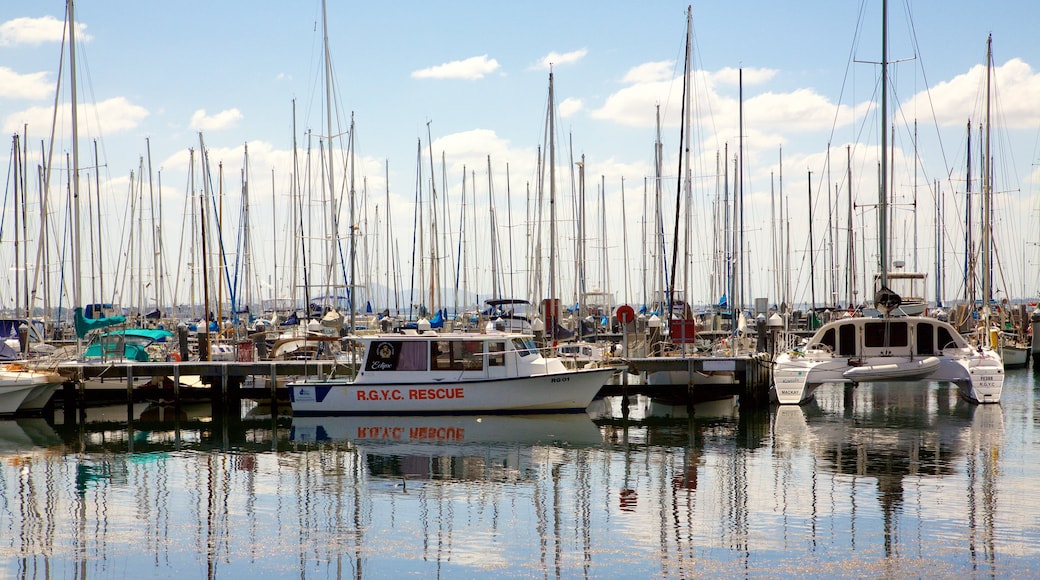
[1,371,1038,578]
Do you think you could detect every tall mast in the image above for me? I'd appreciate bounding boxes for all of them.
[667,5,692,320]
[426,121,439,315]
[879,0,889,290]
[69,0,83,315]
[322,0,339,313]
[487,155,499,300]
[982,34,993,315]
[547,71,557,302]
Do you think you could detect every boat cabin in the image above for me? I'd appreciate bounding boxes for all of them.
[358,334,542,380]
[809,318,966,358]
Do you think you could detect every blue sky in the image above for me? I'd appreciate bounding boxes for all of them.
[2,1,1040,316]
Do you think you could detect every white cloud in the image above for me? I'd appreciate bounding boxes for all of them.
[622,61,675,84]
[906,58,1040,129]
[534,48,588,70]
[190,108,243,131]
[590,78,674,127]
[711,67,778,86]
[0,15,90,46]
[559,97,583,118]
[412,55,500,80]
[3,96,147,134]
[592,61,850,136]
[0,67,52,99]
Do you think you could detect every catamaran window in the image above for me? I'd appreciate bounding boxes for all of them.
[916,323,935,355]
[864,321,908,348]
[937,326,959,350]
[365,340,427,371]
[488,341,505,367]
[513,338,538,358]
[816,328,837,353]
[838,324,857,356]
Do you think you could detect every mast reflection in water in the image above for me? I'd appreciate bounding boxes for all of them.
[0,372,1037,578]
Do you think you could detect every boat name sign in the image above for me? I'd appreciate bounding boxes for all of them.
[356,387,465,401]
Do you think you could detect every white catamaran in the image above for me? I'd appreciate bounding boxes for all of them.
[770,0,1004,406]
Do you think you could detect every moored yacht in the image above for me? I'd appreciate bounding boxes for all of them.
[771,315,1003,405]
[288,330,617,415]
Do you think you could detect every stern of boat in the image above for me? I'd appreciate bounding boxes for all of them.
[965,357,1004,404]
[771,361,816,405]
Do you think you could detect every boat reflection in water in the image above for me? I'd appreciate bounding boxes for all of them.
[772,381,1005,564]
[291,413,604,482]
[0,418,61,452]
[0,378,1029,578]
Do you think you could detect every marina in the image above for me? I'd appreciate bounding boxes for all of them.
[3,1,1040,576]
[1,368,1038,577]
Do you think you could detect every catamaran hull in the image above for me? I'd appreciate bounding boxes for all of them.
[289,367,615,416]
[771,355,1004,406]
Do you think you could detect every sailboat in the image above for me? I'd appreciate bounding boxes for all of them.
[770,0,1004,406]
[978,36,1028,369]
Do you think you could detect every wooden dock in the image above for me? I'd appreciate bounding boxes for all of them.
[46,353,774,419]
[602,354,773,406]
[54,360,348,409]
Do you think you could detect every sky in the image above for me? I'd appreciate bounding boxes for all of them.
[2,0,1040,318]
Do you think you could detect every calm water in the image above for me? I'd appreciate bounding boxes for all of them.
[1,370,1039,579]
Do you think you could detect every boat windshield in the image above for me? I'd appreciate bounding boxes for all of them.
[513,338,538,358]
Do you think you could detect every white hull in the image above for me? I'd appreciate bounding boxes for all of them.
[290,367,614,415]
[1001,345,1029,369]
[19,383,63,413]
[772,317,1004,405]
[647,369,736,386]
[0,384,36,415]
[0,368,65,415]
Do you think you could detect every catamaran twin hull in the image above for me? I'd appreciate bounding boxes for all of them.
[772,355,1003,405]
[771,317,1004,406]
[289,368,616,415]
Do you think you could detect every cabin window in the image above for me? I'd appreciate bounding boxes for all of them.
[460,341,484,370]
[838,324,857,356]
[488,341,505,367]
[815,328,837,352]
[864,321,908,348]
[432,341,461,370]
[366,340,427,371]
[916,323,935,355]
[937,326,959,350]
[514,338,538,358]
[428,340,485,371]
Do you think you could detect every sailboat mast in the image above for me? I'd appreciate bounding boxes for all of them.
[69,0,83,316]
[879,0,889,290]
[487,155,499,300]
[983,34,993,315]
[667,5,693,320]
[548,72,557,303]
[322,0,339,315]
